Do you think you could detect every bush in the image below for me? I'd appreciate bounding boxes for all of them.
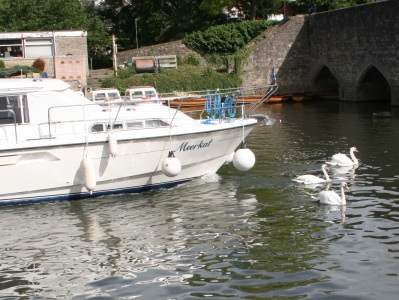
[183,20,276,56]
[0,65,39,78]
[32,58,45,72]
[0,60,5,69]
[117,66,136,79]
[183,54,200,66]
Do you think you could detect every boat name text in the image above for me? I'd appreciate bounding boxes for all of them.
[177,139,213,152]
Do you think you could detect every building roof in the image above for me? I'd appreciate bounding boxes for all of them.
[0,31,87,39]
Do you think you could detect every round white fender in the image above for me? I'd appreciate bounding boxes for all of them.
[83,158,96,194]
[162,151,181,177]
[224,152,235,165]
[233,146,256,171]
[107,133,118,157]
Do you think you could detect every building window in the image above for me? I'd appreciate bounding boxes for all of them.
[0,39,23,58]
[25,39,53,58]
[0,38,53,59]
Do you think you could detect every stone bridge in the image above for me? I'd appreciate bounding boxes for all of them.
[243,0,399,105]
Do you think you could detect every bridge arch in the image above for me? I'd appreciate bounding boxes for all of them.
[355,65,390,102]
[312,65,339,96]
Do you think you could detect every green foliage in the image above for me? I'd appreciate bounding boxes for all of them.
[183,20,276,55]
[199,0,232,16]
[0,65,39,78]
[116,66,136,79]
[0,60,5,69]
[183,54,200,66]
[101,65,241,94]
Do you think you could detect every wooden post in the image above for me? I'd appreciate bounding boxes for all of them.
[112,34,117,76]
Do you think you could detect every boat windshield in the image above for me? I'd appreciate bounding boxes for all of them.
[0,95,29,124]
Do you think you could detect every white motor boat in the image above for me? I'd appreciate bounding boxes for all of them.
[0,78,264,205]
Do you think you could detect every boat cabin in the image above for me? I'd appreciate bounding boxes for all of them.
[0,78,71,125]
[125,86,159,101]
[90,88,121,102]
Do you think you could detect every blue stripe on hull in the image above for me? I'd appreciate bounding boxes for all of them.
[0,178,194,207]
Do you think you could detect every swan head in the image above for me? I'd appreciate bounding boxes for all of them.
[341,182,349,189]
[322,164,329,171]
[350,147,358,153]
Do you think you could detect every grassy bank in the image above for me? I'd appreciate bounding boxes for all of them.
[101,64,242,94]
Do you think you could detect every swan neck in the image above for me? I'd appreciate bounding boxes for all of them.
[350,149,358,164]
[322,167,330,181]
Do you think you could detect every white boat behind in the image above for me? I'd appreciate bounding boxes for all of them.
[0,78,267,205]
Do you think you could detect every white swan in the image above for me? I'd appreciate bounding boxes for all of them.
[326,147,359,166]
[293,164,331,184]
[314,182,349,205]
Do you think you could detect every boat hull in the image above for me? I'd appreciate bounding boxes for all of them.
[0,124,256,205]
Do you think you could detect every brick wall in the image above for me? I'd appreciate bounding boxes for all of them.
[54,36,88,86]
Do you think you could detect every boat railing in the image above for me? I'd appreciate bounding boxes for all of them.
[164,84,278,122]
[47,103,105,140]
[46,102,171,139]
[245,83,278,116]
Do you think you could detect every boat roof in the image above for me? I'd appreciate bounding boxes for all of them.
[0,78,70,95]
[92,88,120,91]
[126,86,156,90]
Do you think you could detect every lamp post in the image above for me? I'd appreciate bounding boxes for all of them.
[135,18,138,50]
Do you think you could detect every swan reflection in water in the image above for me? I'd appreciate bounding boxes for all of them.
[317,204,347,224]
[329,164,358,180]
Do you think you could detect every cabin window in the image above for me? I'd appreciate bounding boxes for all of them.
[126,121,143,128]
[144,119,169,128]
[90,123,124,133]
[106,123,123,131]
[90,124,104,132]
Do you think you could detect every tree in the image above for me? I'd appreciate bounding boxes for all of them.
[98,0,228,51]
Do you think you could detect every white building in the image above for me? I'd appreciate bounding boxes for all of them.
[0,30,88,88]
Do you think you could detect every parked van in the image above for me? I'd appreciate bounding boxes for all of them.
[90,88,121,102]
[124,86,159,101]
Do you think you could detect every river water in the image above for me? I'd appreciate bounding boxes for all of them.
[1,100,399,299]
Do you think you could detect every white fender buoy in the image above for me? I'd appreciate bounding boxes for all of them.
[162,151,181,177]
[224,152,235,165]
[107,133,118,157]
[233,144,255,171]
[83,158,96,194]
